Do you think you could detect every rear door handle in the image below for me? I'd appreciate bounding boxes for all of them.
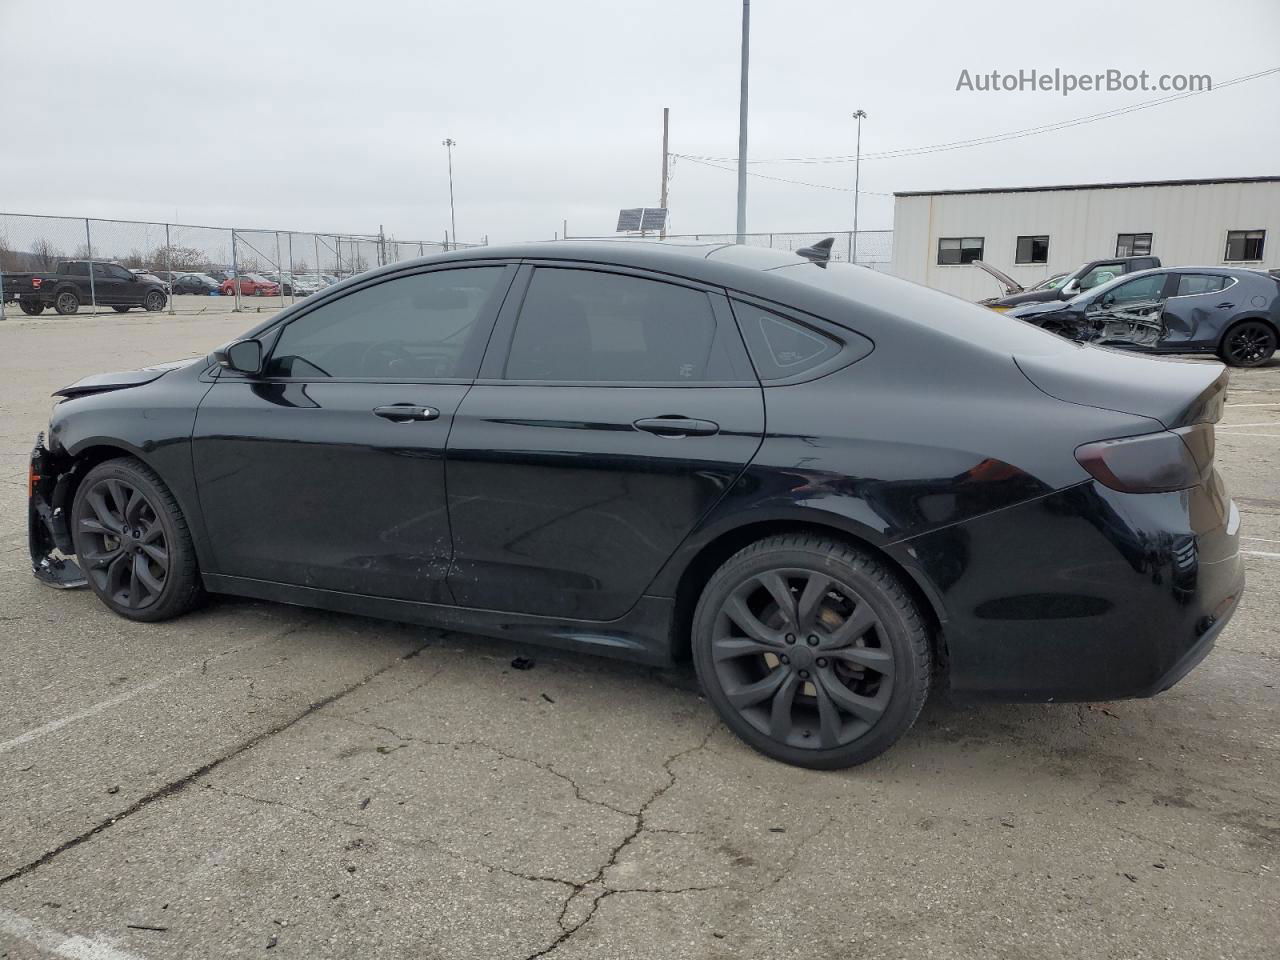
[373,404,439,423]
[633,416,720,437]
[1215,302,1235,309]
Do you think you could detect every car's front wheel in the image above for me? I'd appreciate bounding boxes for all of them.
[692,534,931,769]
[143,290,166,312]
[71,458,203,622]
[1220,320,1277,367]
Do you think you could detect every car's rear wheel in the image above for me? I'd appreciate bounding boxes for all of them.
[54,290,80,315]
[692,534,931,769]
[19,299,44,316]
[143,290,165,312]
[71,458,203,622]
[1220,320,1277,367]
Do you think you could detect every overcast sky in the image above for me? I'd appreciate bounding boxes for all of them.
[3,0,1277,244]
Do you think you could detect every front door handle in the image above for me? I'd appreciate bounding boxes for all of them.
[373,404,439,423]
[633,416,720,438]
[1215,302,1235,309]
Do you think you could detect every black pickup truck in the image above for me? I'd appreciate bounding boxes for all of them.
[3,260,168,315]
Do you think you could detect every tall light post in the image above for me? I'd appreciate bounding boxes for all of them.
[735,0,750,243]
[851,109,867,264]
[442,138,457,249]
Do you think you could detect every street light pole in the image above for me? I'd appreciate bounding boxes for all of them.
[735,0,750,243]
[442,138,457,249]
[851,109,867,264]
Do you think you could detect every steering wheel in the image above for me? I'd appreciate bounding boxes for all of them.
[359,340,417,377]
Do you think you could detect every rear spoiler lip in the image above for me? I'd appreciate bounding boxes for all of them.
[1014,352,1228,431]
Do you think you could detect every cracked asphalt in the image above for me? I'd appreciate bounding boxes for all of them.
[1,308,1277,959]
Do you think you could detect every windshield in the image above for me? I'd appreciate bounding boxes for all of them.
[1065,269,1159,305]
[1032,273,1068,291]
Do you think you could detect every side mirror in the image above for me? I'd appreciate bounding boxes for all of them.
[1061,279,1081,297]
[212,338,264,375]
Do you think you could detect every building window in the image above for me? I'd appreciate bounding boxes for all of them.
[1224,230,1265,262]
[937,237,984,265]
[1015,235,1049,264]
[1116,233,1153,257]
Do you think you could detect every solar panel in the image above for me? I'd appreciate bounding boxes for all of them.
[616,208,644,232]
[640,208,668,231]
[615,208,669,233]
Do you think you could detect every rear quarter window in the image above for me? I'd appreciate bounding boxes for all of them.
[730,300,869,382]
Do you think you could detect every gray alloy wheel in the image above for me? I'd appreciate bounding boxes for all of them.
[1220,320,1277,367]
[54,290,80,315]
[144,290,165,312]
[71,458,203,622]
[692,534,931,769]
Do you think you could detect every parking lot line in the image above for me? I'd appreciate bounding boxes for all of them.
[1215,432,1280,438]
[0,662,202,755]
[1242,550,1280,558]
[1224,402,1280,407]
[0,907,149,960]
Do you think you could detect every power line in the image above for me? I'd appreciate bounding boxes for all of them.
[673,153,895,194]
[682,66,1280,165]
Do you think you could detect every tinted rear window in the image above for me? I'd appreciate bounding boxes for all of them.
[505,268,728,382]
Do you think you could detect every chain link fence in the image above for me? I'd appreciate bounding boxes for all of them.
[0,212,482,319]
[567,230,893,270]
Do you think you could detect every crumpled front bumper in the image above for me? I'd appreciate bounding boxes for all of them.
[28,434,87,589]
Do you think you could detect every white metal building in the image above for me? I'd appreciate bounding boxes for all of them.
[890,176,1280,301]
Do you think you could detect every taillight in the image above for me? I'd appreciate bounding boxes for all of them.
[31,277,42,289]
[28,461,40,497]
[1075,424,1213,494]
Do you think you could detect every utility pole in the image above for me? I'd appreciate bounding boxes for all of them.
[442,138,457,249]
[851,109,867,265]
[735,0,750,243]
[659,107,670,239]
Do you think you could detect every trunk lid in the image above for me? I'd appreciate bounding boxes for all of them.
[1014,348,1226,429]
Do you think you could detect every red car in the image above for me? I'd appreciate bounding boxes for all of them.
[221,274,281,297]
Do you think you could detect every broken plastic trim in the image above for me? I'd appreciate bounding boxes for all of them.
[28,434,87,590]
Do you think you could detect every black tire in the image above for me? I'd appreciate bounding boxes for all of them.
[113,305,132,313]
[1219,320,1277,368]
[19,299,45,316]
[71,457,204,622]
[54,290,80,315]
[143,290,166,312]
[692,534,931,769]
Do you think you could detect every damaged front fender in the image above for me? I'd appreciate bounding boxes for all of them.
[29,434,88,589]
[1044,299,1167,349]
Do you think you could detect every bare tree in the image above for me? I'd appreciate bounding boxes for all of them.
[30,237,65,269]
[150,244,211,272]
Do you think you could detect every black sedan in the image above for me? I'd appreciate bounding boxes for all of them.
[28,241,1244,768]
[1009,266,1280,367]
[171,273,221,295]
